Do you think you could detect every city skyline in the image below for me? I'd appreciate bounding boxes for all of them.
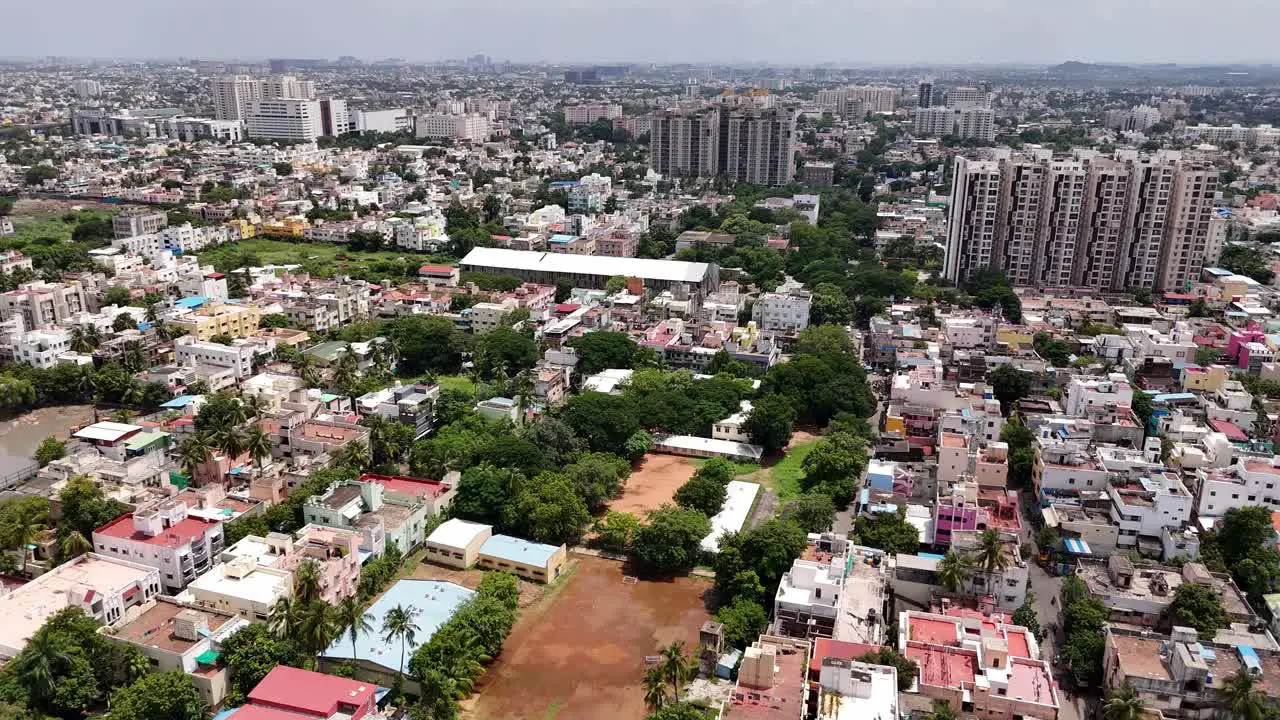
[6,0,1280,66]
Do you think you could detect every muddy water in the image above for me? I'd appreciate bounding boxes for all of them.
[0,405,97,467]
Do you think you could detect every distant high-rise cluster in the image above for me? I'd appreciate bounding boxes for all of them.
[815,85,900,116]
[913,86,996,141]
[944,149,1224,292]
[212,74,348,141]
[650,99,797,186]
[73,79,102,100]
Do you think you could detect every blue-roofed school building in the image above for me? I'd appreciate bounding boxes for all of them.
[476,534,568,583]
[317,579,473,695]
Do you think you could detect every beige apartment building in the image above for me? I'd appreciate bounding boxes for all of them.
[945,150,1219,292]
[169,302,261,340]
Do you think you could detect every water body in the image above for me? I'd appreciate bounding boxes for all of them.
[0,405,97,468]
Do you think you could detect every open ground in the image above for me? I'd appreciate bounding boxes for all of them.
[464,555,712,720]
[607,454,698,515]
[409,558,547,609]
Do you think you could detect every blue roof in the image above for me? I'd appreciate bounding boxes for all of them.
[175,296,208,309]
[160,394,197,408]
[919,552,945,560]
[548,234,577,245]
[1204,267,1233,277]
[1064,537,1092,555]
[320,580,474,670]
[212,710,239,720]
[1153,392,1196,403]
[1238,645,1261,674]
[479,534,560,567]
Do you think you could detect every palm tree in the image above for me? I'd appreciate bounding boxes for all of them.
[333,346,359,390]
[245,425,273,470]
[930,699,959,720]
[935,550,969,594]
[418,667,462,720]
[333,440,371,470]
[60,530,92,561]
[214,426,248,462]
[7,509,46,572]
[299,600,338,663]
[120,381,146,407]
[337,596,374,662]
[293,559,322,604]
[972,528,1009,589]
[178,433,212,479]
[659,641,694,702]
[69,325,100,353]
[243,393,268,420]
[11,632,72,705]
[268,595,300,639]
[145,303,159,323]
[1102,683,1146,720]
[510,369,535,414]
[381,604,421,678]
[643,665,669,710]
[1221,669,1267,720]
[122,342,147,373]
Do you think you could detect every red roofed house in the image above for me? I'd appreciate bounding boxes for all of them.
[417,265,459,287]
[93,500,225,594]
[246,665,379,720]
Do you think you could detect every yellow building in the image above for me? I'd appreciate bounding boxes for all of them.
[260,216,308,238]
[226,218,257,240]
[170,303,261,340]
[476,535,567,583]
[997,327,1035,349]
[1181,364,1228,392]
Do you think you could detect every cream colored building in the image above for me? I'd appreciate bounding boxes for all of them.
[424,518,492,569]
[170,303,261,340]
[187,555,292,621]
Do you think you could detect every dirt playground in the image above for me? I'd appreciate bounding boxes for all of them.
[465,555,712,720]
[607,454,698,515]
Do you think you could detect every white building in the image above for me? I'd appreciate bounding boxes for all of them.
[914,106,996,141]
[1109,473,1193,549]
[246,99,324,142]
[355,108,413,134]
[751,288,811,333]
[563,103,623,125]
[10,327,72,369]
[0,553,160,659]
[187,555,292,622]
[469,302,513,334]
[414,113,491,142]
[212,75,260,122]
[713,401,754,443]
[1064,374,1134,416]
[1195,455,1280,518]
[92,501,225,594]
[174,336,259,378]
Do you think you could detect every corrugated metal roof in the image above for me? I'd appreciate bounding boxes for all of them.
[460,247,711,284]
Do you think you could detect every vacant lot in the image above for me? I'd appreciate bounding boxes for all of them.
[410,559,546,609]
[466,555,712,720]
[608,454,698,515]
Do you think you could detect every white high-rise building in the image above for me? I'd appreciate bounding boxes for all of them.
[73,79,103,100]
[563,103,623,125]
[944,86,992,109]
[816,86,900,115]
[650,101,796,186]
[262,75,315,100]
[212,75,262,122]
[413,113,490,142]
[245,99,324,142]
[944,150,1219,292]
[913,106,996,141]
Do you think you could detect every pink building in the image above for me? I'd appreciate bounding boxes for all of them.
[1227,327,1268,367]
[245,665,378,720]
[281,524,361,603]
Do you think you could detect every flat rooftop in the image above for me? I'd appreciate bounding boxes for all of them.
[112,599,234,654]
[904,642,979,688]
[189,563,290,605]
[480,534,561,567]
[320,580,473,672]
[362,473,452,499]
[96,514,219,549]
[723,639,808,720]
[427,518,491,548]
[460,247,712,284]
[0,554,154,657]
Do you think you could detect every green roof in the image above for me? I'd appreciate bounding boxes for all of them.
[124,431,169,451]
[195,649,219,665]
[303,341,349,362]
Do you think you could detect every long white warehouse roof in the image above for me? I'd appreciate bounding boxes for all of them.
[460,247,712,284]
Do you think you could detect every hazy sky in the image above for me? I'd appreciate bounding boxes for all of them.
[7,0,1279,65]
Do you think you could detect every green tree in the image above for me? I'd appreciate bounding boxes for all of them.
[1012,596,1042,638]
[595,511,641,552]
[631,505,711,571]
[391,315,469,376]
[33,435,66,466]
[1060,574,1087,606]
[1165,582,1226,639]
[743,394,796,455]
[102,285,133,307]
[930,699,959,720]
[1221,668,1268,720]
[643,665,669,711]
[562,452,631,513]
[451,464,523,527]
[987,365,1032,414]
[220,623,304,703]
[474,327,538,379]
[673,474,727,517]
[1102,683,1146,720]
[566,332,641,375]
[659,641,695,702]
[935,550,970,593]
[268,595,301,640]
[852,507,920,555]
[800,431,868,505]
[781,492,836,533]
[382,605,421,678]
[561,392,640,454]
[856,647,919,691]
[59,476,127,539]
[972,528,1010,582]
[108,671,206,720]
[504,473,590,544]
[715,598,769,648]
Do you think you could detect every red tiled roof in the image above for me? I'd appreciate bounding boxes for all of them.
[248,666,376,717]
[361,473,451,498]
[1210,419,1249,442]
[419,265,455,274]
[554,303,579,313]
[808,638,880,676]
[95,514,218,548]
